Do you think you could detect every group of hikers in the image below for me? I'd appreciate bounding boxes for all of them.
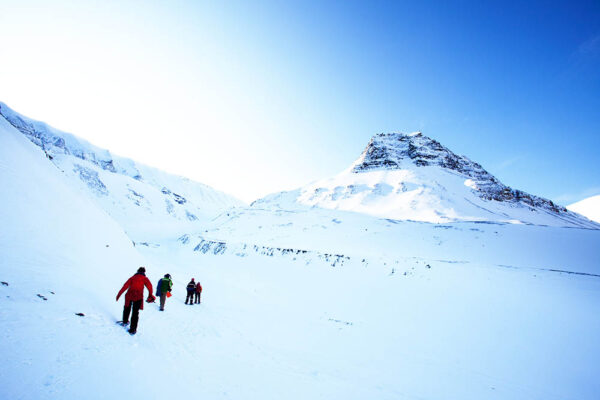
[115,267,202,335]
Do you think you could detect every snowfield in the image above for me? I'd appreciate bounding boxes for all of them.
[1,105,599,399]
[568,195,600,224]
[0,102,245,240]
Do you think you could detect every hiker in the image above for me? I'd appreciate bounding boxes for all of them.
[156,276,163,297]
[116,267,155,335]
[157,273,173,311]
[195,281,202,304]
[185,278,196,305]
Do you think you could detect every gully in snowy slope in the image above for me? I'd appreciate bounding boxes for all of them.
[156,273,173,311]
[116,267,155,335]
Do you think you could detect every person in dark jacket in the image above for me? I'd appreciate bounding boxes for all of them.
[185,278,196,305]
[157,274,173,311]
[194,281,202,304]
[156,277,163,297]
[116,267,154,335]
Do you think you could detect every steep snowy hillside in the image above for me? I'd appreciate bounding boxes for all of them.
[0,102,244,240]
[0,112,154,397]
[2,109,599,400]
[255,132,596,228]
[568,195,600,223]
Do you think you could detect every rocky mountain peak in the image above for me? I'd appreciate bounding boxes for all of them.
[352,132,470,172]
[351,131,571,216]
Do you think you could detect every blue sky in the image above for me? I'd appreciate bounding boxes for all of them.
[1,0,598,203]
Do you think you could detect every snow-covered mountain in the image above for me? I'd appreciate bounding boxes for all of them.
[255,132,597,228]
[1,104,599,400]
[568,195,600,223]
[0,102,244,240]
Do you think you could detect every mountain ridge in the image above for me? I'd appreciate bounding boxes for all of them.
[353,131,565,211]
[255,131,598,228]
[0,102,245,239]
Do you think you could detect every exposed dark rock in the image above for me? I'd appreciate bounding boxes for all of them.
[193,239,227,255]
[178,234,190,244]
[185,211,198,221]
[352,132,570,216]
[73,164,108,196]
[0,104,143,178]
[173,193,187,205]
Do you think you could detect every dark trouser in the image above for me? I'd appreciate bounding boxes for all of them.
[185,291,194,304]
[123,299,142,332]
[194,292,201,304]
[160,293,166,310]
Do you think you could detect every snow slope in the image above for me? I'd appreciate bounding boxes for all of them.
[189,203,600,275]
[568,195,600,223]
[1,107,599,400]
[256,132,597,228]
[0,112,151,397]
[0,102,244,240]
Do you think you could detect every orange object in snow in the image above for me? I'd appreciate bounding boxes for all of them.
[166,292,172,298]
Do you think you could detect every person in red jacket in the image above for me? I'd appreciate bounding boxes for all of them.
[194,281,202,304]
[116,267,155,335]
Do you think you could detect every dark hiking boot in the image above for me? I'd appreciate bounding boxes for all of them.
[128,329,136,335]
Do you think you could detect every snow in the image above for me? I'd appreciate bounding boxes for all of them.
[1,107,599,399]
[197,202,600,275]
[568,195,600,223]
[0,102,245,240]
[270,165,597,228]
[311,131,598,228]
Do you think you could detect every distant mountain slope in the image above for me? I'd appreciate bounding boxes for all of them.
[568,195,600,223]
[0,104,144,330]
[0,101,213,399]
[254,132,598,229]
[0,102,244,239]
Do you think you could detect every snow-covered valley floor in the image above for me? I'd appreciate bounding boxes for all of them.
[1,106,599,399]
[2,244,599,400]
